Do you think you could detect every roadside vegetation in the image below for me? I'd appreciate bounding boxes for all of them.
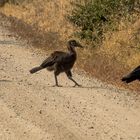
[68,0,140,47]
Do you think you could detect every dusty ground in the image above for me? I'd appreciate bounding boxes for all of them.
[0,18,140,140]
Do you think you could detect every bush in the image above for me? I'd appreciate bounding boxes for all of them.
[68,0,138,45]
[8,0,32,5]
[0,0,8,7]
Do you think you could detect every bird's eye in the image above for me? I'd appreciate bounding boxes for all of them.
[72,41,76,46]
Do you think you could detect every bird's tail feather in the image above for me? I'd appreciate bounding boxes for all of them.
[30,66,43,74]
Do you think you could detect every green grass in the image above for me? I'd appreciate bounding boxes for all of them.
[67,0,138,46]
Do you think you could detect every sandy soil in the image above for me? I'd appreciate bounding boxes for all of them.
[0,19,140,140]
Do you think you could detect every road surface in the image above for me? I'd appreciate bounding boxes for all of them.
[0,17,140,140]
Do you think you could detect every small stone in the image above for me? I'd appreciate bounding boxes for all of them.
[39,110,42,114]
[88,126,94,129]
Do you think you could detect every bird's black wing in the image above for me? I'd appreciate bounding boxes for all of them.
[56,53,75,64]
[40,51,68,68]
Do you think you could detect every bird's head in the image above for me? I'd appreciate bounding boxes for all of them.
[68,40,83,48]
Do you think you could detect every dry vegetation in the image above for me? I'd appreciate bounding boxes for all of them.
[0,0,75,40]
[0,0,140,91]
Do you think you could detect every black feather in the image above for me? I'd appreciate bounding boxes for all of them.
[122,65,140,83]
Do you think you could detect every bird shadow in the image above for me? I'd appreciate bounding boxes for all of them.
[46,85,128,93]
[0,79,12,83]
[47,85,103,89]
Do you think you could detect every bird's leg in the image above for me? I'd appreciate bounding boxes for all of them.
[53,72,62,87]
[53,73,59,87]
[55,74,58,86]
[69,77,81,87]
[65,71,81,87]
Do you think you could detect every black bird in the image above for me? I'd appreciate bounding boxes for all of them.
[100,15,108,22]
[121,65,140,83]
[30,40,83,87]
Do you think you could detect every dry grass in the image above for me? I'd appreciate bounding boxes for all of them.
[100,18,140,69]
[79,16,140,92]
[0,0,77,41]
[0,0,140,92]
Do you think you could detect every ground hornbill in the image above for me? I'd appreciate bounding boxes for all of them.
[122,65,140,83]
[30,40,83,87]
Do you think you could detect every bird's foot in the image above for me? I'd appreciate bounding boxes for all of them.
[52,84,62,87]
[73,83,82,87]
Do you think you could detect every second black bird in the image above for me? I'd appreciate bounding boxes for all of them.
[122,65,140,83]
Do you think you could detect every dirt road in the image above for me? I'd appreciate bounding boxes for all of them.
[0,19,140,140]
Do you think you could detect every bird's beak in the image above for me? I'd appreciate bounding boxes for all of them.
[77,43,83,48]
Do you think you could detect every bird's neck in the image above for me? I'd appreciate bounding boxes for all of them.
[68,45,76,54]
